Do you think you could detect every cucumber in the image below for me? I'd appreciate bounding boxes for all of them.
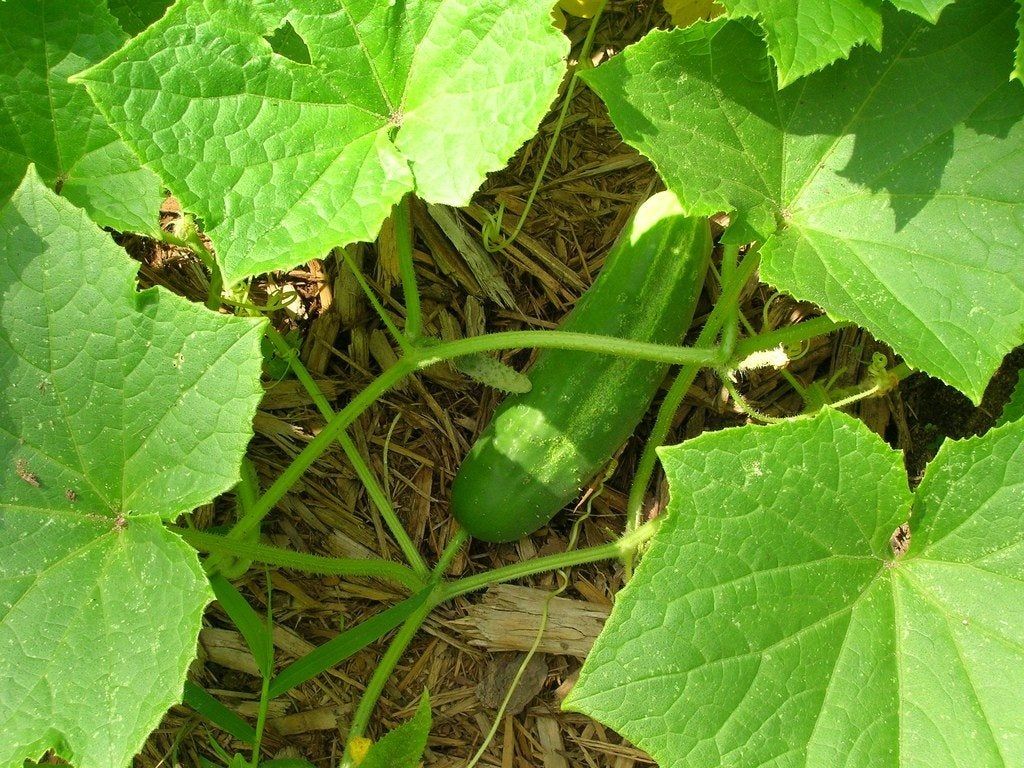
[450,191,711,542]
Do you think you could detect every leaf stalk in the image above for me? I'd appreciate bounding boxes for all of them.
[177,527,425,590]
[266,326,430,578]
[393,195,422,340]
[436,519,662,603]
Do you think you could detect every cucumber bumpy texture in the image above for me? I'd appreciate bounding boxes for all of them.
[450,191,712,542]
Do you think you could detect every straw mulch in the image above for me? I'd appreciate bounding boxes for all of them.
[125,3,1019,767]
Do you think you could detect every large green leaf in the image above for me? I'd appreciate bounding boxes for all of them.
[566,409,1024,768]
[584,0,1024,402]
[0,0,163,234]
[77,0,568,286]
[717,0,956,86]
[0,169,266,768]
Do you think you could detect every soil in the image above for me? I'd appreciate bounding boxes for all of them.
[902,346,1024,482]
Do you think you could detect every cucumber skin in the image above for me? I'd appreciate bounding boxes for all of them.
[450,194,711,542]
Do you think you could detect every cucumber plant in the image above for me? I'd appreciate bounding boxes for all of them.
[1,0,1023,767]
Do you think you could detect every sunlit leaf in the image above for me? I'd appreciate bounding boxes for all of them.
[0,168,265,767]
[0,0,162,234]
[568,410,1024,768]
[584,0,1024,402]
[78,0,568,285]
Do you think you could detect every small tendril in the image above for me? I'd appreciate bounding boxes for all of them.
[785,338,810,361]
[220,285,299,314]
[481,201,509,253]
[720,374,791,424]
[867,352,899,393]
[761,291,786,330]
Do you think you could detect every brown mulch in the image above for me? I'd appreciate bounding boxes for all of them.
[126,3,1023,767]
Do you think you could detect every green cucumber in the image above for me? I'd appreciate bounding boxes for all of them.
[450,191,712,542]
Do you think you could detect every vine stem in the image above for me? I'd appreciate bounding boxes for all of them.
[228,359,418,543]
[337,245,414,354]
[624,367,700,551]
[176,527,425,591]
[340,590,439,765]
[437,519,662,603]
[159,228,223,310]
[720,375,790,424]
[422,330,725,367]
[623,249,762,548]
[340,519,654,766]
[435,527,470,576]
[483,0,608,252]
[720,244,740,358]
[827,362,913,409]
[339,529,468,764]
[720,361,913,423]
[393,195,422,340]
[730,315,850,363]
[266,326,430,579]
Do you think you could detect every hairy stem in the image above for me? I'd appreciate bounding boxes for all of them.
[828,362,913,409]
[720,244,740,358]
[624,323,724,538]
[624,249,762,535]
[340,590,439,765]
[720,375,790,424]
[625,369,700,525]
[159,228,223,310]
[421,330,725,368]
[337,528,469,765]
[266,326,429,578]
[435,527,470,576]
[732,315,850,363]
[437,520,661,603]
[394,195,422,340]
[620,249,767,575]
[338,245,413,354]
[483,0,608,252]
[338,516,652,764]
[177,528,425,591]
[230,360,419,542]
